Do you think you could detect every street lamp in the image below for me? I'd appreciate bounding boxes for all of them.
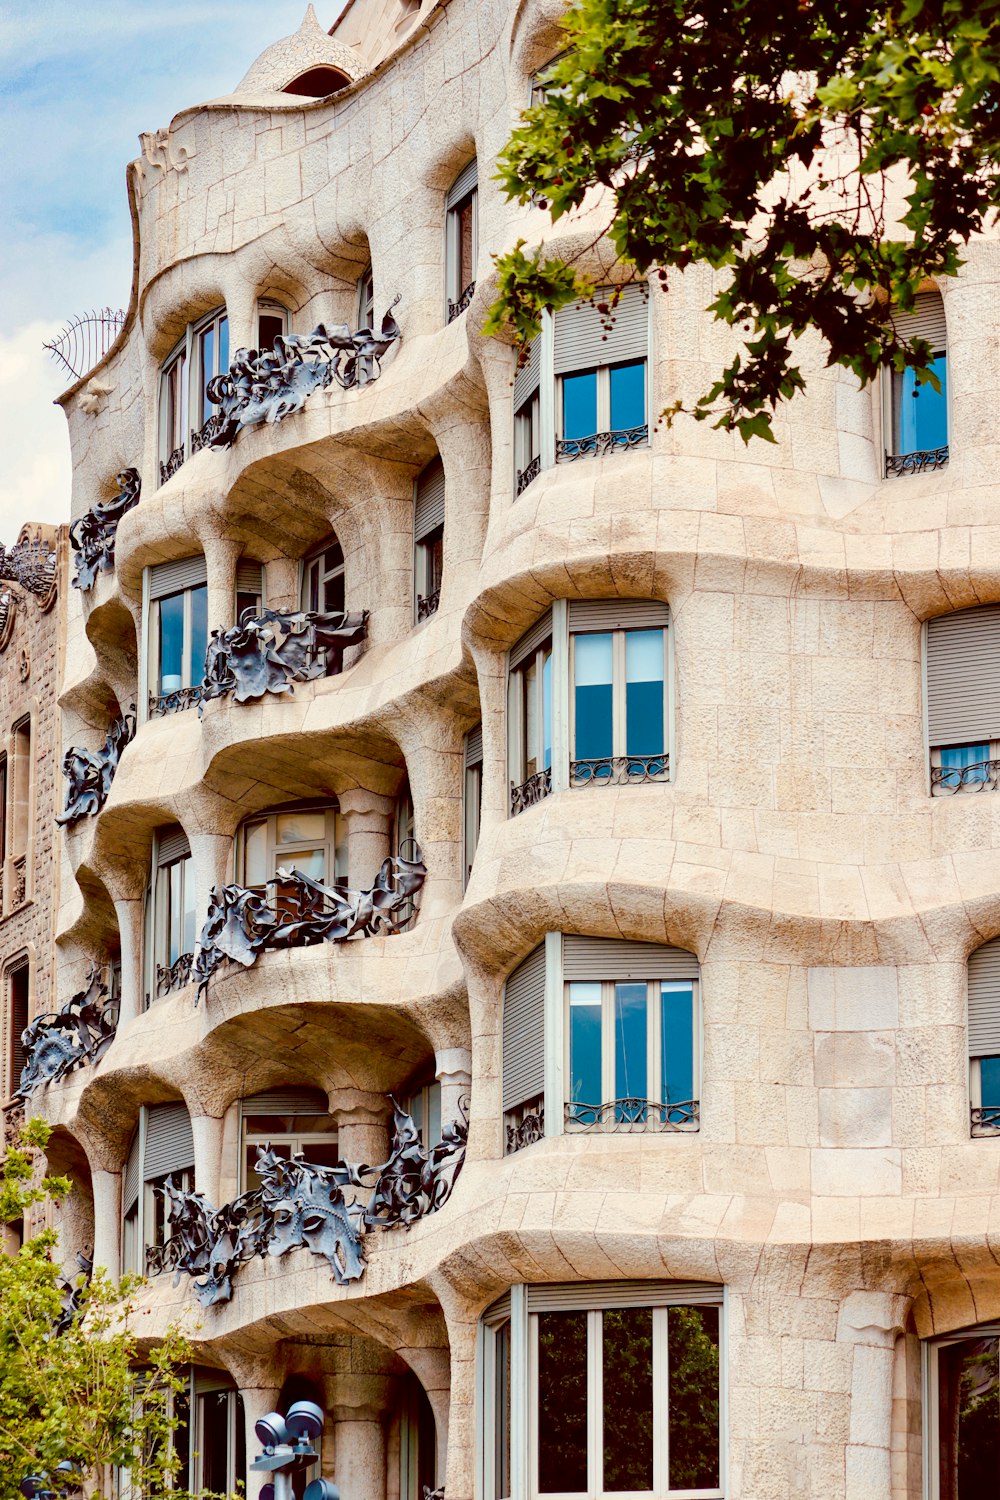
[252,1400,339,1500]
[21,1462,78,1500]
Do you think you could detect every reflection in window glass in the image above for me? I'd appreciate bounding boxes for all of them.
[569,982,602,1121]
[190,584,208,680]
[609,360,645,431]
[668,1305,720,1491]
[158,594,185,692]
[574,633,613,761]
[613,982,647,1112]
[494,1319,511,1500]
[199,1391,229,1494]
[542,652,552,771]
[661,982,695,1118]
[894,354,948,454]
[625,630,664,757]
[981,1057,1000,1111]
[939,743,989,785]
[563,371,598,440]
[537,1312,588,1494]
[937,1336,1000,1499]
[603,1308,653,1491]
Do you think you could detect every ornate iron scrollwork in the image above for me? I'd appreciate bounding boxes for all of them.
[199,606,368,712]
[885,445,949,477]
[564,1097,699,1130]
[193,853,427,999]
[0,527,58,601]
[447,282,476,322]
[509,768,552,816]
[54,1250,94,1336]
[14,966,117,1101]
[516,456,541,495]
[204,296,402,449]
[68,468,141,590]
[148,1095,468,1306]
[930,759,1000,794]
[505,1097,545,1154]
[971,1105,1000,1136]
[148,685,203,718]
[569,753,669,787]
[556,424,648,461]
[416,589,440,622]
[159,444,186,486]
[156,953,194,998]
[56,708,136,826]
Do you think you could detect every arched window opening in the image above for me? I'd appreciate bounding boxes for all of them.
[238,1085,338,1192]
[281,65,351,97]
[158,306,228,484]
[122,1101,194,1274]
[414,458,445,623]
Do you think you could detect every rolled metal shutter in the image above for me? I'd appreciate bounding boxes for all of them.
[149,556,208,600]
[414,458,446,542]
[503,945,545,1111]
[513,338,541,410]
[893,291,947,351]
[568,600,670,633]
[143,1102,195,1180]
[235,559,263,594]
[926,606,1000,746]
[156,826,191,866]
[240,1087,329,1113]
[527,1280,722,1311]
[123,1129,141,1215]
[465,723,483,767]
[193,1367,235,1395]
[554,282,648,374]
[562,936,698,981]
[969,937,1000,1056]
[447,158,478,208]
[509,610,553,670]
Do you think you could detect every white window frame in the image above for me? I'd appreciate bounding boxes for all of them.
[464,740,483,889]
[508,638,553,793]
[239,1106,339,1193]
[568,625,668,772]
[146,584,208,702]
[122,1109,194,1276]
[924,1323,1000,1500]
[514,389,541,492]
[404,1077,442,1151]
[414,524,445,617]
[144,831,196,1005]
[300,538,346,615]
[555,360,648,448]
[480,1284,726,1500]
[357,266,375,330]
[256,298,289,353]
[238,802,344,898]
[190,1375,245,1494]
[158,305,229,479]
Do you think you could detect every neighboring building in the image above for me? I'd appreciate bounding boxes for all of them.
[28,2,1000,1498]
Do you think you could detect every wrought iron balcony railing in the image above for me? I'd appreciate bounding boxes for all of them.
[510,767,552,816]
[14,966,118,1101]
[416,588,441,622]
[885,445,949,477]
[156,953,195,999]
[556,423,648,461]
[69,468,141,590]
[971,1105,1000,1136]
[564,1097,700,1130]
[570,753,669,787]
[200,606,368,712]
[516,456,541,495]
[447,282,476,322]
[149,685,203,719]
[931,759,1000,794]
[505,1096,545,1154]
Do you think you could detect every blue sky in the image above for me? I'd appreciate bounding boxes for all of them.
[0,1,347,543]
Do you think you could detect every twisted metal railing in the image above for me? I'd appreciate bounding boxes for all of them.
[43,308,126,382]
[510,768,552,816]
[447,282,476,322]
[931,759,1000,794]
[516,456,541,495]
[570,753,669,787]
[416,588,441,622]
[885,446,949,477]
[557,423,648,461]
[565,1097,699,1130]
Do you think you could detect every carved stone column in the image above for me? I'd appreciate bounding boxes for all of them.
[187,830,232,944]
[327,1374,395,1500]
[239,1384,284,1500]
[91,1168,121,1280]
[337,789,394,890]
[262,555,300,613]
[190,1114,225,1205]
[203,536,242,636]
[836,1291,909,1500]
[435,1047,472,1126]
[110,894,144,1026]
[335,1090,390,1168]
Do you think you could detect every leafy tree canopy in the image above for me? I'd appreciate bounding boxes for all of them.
[486,0,1000,441]
[0,1118,199,1500]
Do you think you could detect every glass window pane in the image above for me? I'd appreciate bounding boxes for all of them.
[668,1306,720,1491]
[173,1388,191,1490]
[494,1321,511,1500]
[562,371,597,440]
[178,350,189,446]
[182,859,196,956]
[569,982,602,1122]
[523,659,538,778]
[938,1336,1000,1499]
[574,633,613,762]
[614,982,647,1115]
[168,861,183,964]
[602,1308,653,1491]
[276,812,327,844]
[189,585,208,687]
[542,650,552,771]
[218,316,229,378]
[458,197,475,290]
[895,354,948,453]
[258,312,284,352]
[981,1057,1000,1110]
[158,593,185,692]
[235,590,260,621]
[609,360,645,431]
[199,327,214,424]
[661,983,695,1120]
[198,1391,230,1493]
[536,1312,588,1494]
[938,743,990,788]
[244,821,267,887]
[625,630,664,757]
[323,570,345,614]
[277,847,325,881]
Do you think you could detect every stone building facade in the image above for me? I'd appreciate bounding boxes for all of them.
[31,2,1000,1498]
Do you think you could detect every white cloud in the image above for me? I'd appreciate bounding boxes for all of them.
[0,322,73,546]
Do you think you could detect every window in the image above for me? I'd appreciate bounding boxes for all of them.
[357,266,375,330]
[235,558,264,623]
[281,65,350,97]
[240,802,345,909]
[464,723,483,888]
[123,1102,195,1274]
[446,160,478,322]
[503,937,700,1151]
[398,1374,437,1500]
[239,1087,339,1192]
[405,1078,442,1151]
[968,936,1000,1136]
[926,606,1000,794]
[414,459,445,622]
[257,299,288,354]
[481,1283,724,1500]
[508,602,670,816]
[300,536,349,674]
[145,556,208,716]
[514,340,541,495]
[554,286,648,459]
[886,289,948,476]
[189,1374,246,1495]
[8,718,30,906]
[6,959,29,1101]
[928,1326,1000,1498]
[147,826,196,1002]
[158,306,229,483]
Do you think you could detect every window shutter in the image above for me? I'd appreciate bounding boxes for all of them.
[503,944,546,1111]
[236,559,263,594]
[148,556,208,599]
[143,1102,195,1180]
[562,936,698,981]
[485,1291,512,1321]
[465,723,483,767]
[513,338,541,410]
[553,282,648,374]
[414,459,446,541]
[447,159,478,208]
[123,1129,141,1215]
[193,1368,235,1395]
[526,1280,722,1311]
[156,827,191,866]
[568,600,670,633]
[240,1086,329,1114]
[893,291,947,351]
[926,606,1000,746]
[509,610,553,670]
[969,937,1000,1056]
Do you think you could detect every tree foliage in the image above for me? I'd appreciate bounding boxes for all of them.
[0,1118,198,1500]
[487,0,1000,440]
